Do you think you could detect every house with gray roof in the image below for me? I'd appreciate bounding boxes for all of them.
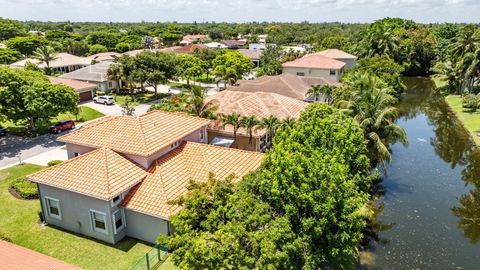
[59,62,118,92]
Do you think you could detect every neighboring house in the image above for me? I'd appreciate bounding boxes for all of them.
[316,49,357,69]
[10,53,90,73]
[249,43,266,50]
[283,46,307,54]
[221,39,247,49]
[162,44,207,54]
[206,91,308,152]
[257,34,268,43]
[48,76,97,102]
[282,53,346,81]
[86,52,121,63]
[180,34,209,45]
[27,111,264,244]
[59,62,118,91]
[238,49,263,67]
[226,73,340,101]
[204,42,228,49]
[122,49,158,57]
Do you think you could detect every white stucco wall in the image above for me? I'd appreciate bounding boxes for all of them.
[282,67,343,81]
[125,210,170,243]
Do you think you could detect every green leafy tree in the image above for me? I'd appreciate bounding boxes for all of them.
[0,67,78,131]
[0,18,27,41]
[88,44,108,55]
[85,31,121,50]
[258,115,280,142]
[62,39,89,56]
[306,84,336,103]
[5,35,47,56]
[0,48,21,64]
[176,54,207,85]
[212,50,254,83]
[241,116,259,145]
[213,65,237,89]
[106,63,122,94]
[45,30,71,41]
[256,45,282,76]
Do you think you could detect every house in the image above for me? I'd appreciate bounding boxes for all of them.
[10,53,90,73]
[122,49,158,57]
[226,73,340,101]
[204,42,228,49]
[257,34,268,43]
[249,43,266,50]
[59,62,119,91]
[27,111,264,244]
[206,91,308,152]
[282,53,346,81]
[180,34,209,45]
[221,39,247,49]
[86,52,120,63]
[238,49,263,67]
[316,49,357,69]
[48,76,97,102]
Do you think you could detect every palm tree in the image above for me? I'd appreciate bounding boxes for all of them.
[306,84,335,103]
[107,63,122,94]
[187,86,218,118]
[213,65,238,89]
[280,117,296,129]
[450,25,479,57]
[241,116,258,145]
[222,113,243,148]
[32,45,58,74]
[258,115,280,145]
[342,74,407,170]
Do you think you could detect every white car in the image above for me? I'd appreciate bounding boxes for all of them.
[93,95,115,105]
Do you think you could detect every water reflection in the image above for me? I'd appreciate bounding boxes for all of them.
[366,77,480,267]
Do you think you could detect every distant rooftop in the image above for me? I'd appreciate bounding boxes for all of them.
[316,49,357,60]
[59,62,112,82]
[48,76,96,92]
[10,53,90,69]
[282,53,346,70]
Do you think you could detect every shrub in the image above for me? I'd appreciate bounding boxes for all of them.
[10,177,38,199]
[47,160,63,167]
[462,94,480,111]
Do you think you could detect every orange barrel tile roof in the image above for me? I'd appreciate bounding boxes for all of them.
[282,53,346,70]
[0,240,82,270]
[28,148,148,200]
[48,76,97,92]
[122,142,264,219]
[58,111,211,157]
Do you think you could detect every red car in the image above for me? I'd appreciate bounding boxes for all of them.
[50,120,75,133]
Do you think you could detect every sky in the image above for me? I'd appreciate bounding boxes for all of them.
[0,0,479,23]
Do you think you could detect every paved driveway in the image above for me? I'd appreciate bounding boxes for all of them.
[82,99,162,116]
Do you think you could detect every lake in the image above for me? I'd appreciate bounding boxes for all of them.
[364,77,480,269]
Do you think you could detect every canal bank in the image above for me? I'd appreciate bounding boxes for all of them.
[364,77,480,269]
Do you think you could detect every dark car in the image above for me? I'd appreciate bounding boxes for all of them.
[0,126,6,136]
[50,120,75,134]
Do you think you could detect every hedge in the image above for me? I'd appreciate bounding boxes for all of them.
[10,177,38,199]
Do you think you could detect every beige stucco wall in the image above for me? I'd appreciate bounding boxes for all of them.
[207,129,260,152]
[282,67,343,81]
[125,210,171,243]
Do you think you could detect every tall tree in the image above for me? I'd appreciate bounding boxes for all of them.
[222,113,243,148]
[306,84,335,103]
[106,63,122,94]
[258,115,280,143]
[32,45,58,74]
[240,115,258,145]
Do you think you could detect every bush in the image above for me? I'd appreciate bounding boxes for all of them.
[10,177,38,199]
[47,160,63,167]
[462,94,480,111]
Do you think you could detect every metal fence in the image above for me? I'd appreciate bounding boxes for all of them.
[129,244,169,270]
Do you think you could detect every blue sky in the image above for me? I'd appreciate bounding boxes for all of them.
[0,0,479,23]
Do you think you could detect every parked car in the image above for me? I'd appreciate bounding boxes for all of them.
[93,95,115,105]
[0,126,6,136]
[50,120,75,134]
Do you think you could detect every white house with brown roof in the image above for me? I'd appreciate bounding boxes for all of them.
[316,49,357,69]
[10,53,91,73]
[282,53,346,81]
[27,111,263,244]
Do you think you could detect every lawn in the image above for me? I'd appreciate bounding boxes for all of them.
[1,106,104,136]
[0,164,153,270]
[445,95,480,145]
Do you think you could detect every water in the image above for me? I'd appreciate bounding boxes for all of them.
[365,77,480,269]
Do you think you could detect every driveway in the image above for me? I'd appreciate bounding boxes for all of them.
[82,99,162,116]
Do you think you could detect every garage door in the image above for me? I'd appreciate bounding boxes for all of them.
[79,91,93,102]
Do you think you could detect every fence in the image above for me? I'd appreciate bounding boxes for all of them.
[129,244,169,270]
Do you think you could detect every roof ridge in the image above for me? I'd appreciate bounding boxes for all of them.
[136,116,150,153]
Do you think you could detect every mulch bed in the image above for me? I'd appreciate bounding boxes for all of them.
[8,187,26,200]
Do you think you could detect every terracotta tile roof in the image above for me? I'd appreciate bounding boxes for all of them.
[28,148,148,200]
[282,54,345,69]
[0,240,81,270]
[58,110,210,157]
[221,39,247,47]
[123,142,264,219]
[316,49,357,60]
[10,53,90,69]
[207,91,308,120]
[180,34,209,44]
[238,49,263,60]
[160,44,207,54]
[227,73,340,100]
[48,76,96,92]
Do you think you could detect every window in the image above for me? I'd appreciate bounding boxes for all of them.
[74,152,79,157]
[108,82,113,88]
[200,129,205,140]
[330,69,336,75]
[112,209,126,234]
[90,210,108,234]
[296,72,305,76]
[111,194,123,207]
[45,197,61,220]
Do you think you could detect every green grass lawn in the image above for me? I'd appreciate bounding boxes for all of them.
[445,95,480,145]
[1,106,104,136]
[0,164,153,270]
[98,91,168,106]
